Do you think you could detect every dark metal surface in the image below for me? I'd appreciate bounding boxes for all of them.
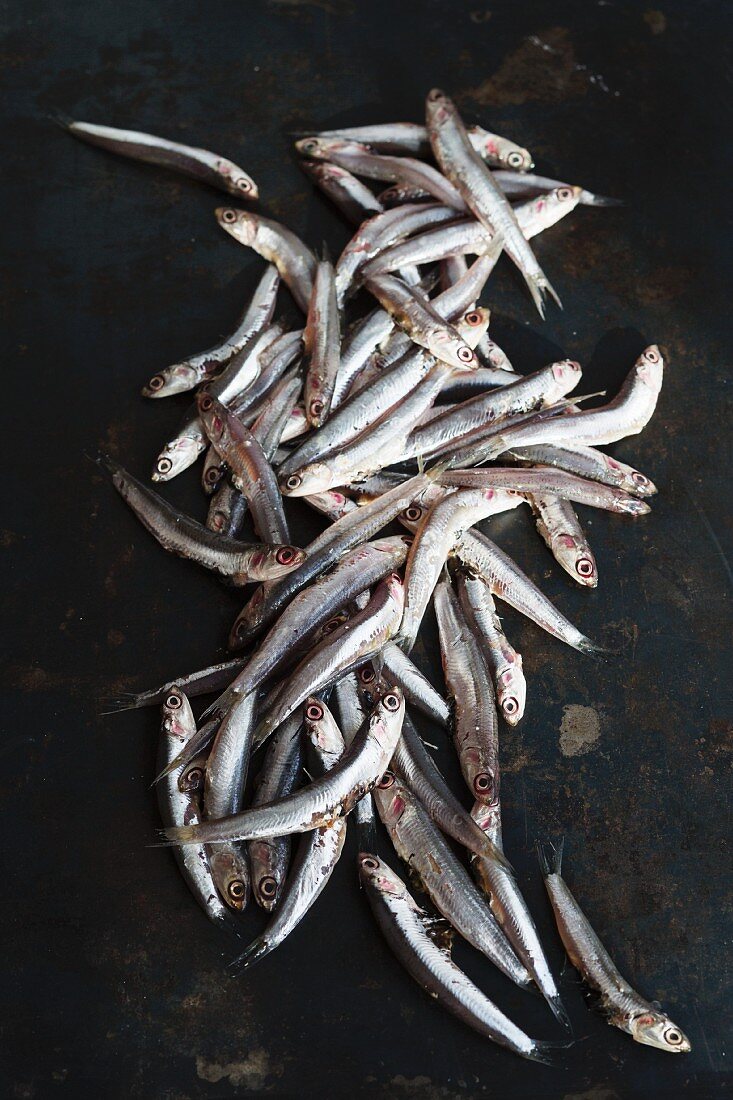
[3,1,731,1096]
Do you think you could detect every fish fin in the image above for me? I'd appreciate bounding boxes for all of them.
[98,693,143,715]
[547,994,573,1034]
[156,824,198,846]
[50,111,74,131]
[536,837,565,878]
[526,276,547,319]
[575,637,609,658]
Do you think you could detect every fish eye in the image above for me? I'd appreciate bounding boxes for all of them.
[306,702,324,721]
[664,1028,683,1045]
[310,399,324,417]
[576,557,595,578]
[377,771,395,788]
[383,693,400,712]
[166,693,182,709]
[285,475,302,491]
[322,616,343,634]
[401,535,413,546]
[359,666,376,684]
[199,393,213,411]
[644,348,660,363]
[360,855,379,870]
[276,546,297,565]
[259,876,278,898]
[502,697,519,716]
[228,879,246,901]
[234,619,247,637]
[206,467,221,484]
[506,151,524,168]
[631,471,649,487]
[221,208,238,224]
[557,187,574,201]
[157,456,173,475]
[474,773,492,794]
[147,374,165,391]
[301,139,319,154]
[403,505,422,522]
[236,178,252,192]
[457,345,474,363]
[464,310,482,326]
[185,766,203,785]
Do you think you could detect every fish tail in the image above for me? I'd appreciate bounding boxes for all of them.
[547,993,573,1034]
[228,937,270,974]
[542,276,563,310]
[49,111,74,131]
[575,636,609,658]
[160,824,198,845]
[98,693,142,715]
[536,837,565,878]
[527,276,547,319]
[526,1038,573,1065]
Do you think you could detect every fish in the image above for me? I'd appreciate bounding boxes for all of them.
[98,454,304,584]
[295,136,466,210]
[373,771,530,987]
[504,443,657,497]
[161,684,405,845]
[454,528,601,654]
[248,713,304,911]
[538,841,690,1053]
[103,657,248,713]
[425,89,559,316]
[531,494,598,586]
[493,170,621,207]
[378,646,450,728]
[331,309,396,409]
[232,698,347,970]
[142,265,280,397]
[228,473,435,650]
[434,580,501,805]
[304,258,341,426]
[400,487,524,652]
[206,480,248,537]
[155,688,231,927]
[303,489,359,521]
[223,537,410,701]
[64,118,258,197]
[455,572,526,725]
[198,393,290,543]
[305,122,534,170]
[216,208,316,312]
[203,692,257,910]
[439,466,650,516]
[300,160,383,224]
[475,346,664,460]
[359,853,560,1063]
[254,574,405,744]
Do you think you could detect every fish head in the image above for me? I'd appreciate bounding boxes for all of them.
[143,363,202,399]
[635,345,664,390]
[496,658,526,725]
[228,586,267,649]
[216,206,258,246]
[295,136,365,160]
[551,358,583,392]
[427,328,479,371]
[197,390,227,443]
[630,1011,691,1053]
[248,545,307,581]
[503,146,534,172]
[208,848,250,911]
[456,306,491,344]
[304,697,345,759]
[548,184,583,212]
[151,435,202,481]
[279,463,332,497]
[358,853,418,906]
[372,769,409,824]
[425,88,453,127]
[553,532,598,587]
[382,571,406,615]
[161,686,195,741]
[214,159,259,201]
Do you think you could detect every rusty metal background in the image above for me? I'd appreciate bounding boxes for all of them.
[2,1,731,1097]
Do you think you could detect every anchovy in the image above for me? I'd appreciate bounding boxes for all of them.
[228,472,435,650]
[143,265,280,397]
[232,699,347,969]
[379,646,450,728]
[538,841,690,1053]
[254,574,405,744]
[198,393,290,543]
[304,258,341,426]
[400,487,524,652]
[99,454,304,584]
[331,309,396,409]
[359,853,558,1063]
[203,693,257,911]
[300,159,383,223]
[216,208,316,312]
[206,480,248,537]
[531,494,598,586]
[425,89,558,316]
[248,712,304,910]
[434,580,501,805]
[250,369,304,462]
[455,572,526,725]
[307,122,534,170]
[295,136,466,210]
[403,359,582,461]
[439,365,522,400]
[454,528,601,653]
[493,170,621,207]
[162,685,405,845]
[440,466,650,516]
[156,688,231,927]
[476,346,664,460]
[65,118,258,197]
[373,772,530,987]
[505,443,657,497]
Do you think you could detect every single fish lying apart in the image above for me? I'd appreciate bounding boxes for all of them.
[82,83,687,1065]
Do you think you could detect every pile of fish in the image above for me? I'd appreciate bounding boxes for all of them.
[75,87,690,1062]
